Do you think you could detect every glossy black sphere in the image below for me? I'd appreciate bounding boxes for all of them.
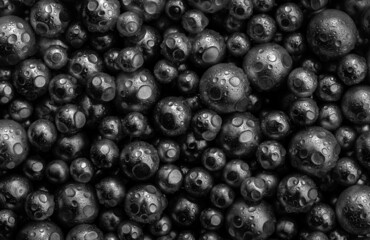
[289,98,319,126]
[120,141,160,181]
[165,0,187,21]
[316,74,343,102]
[307,9,357,60]
[156,139,180,163]
[9,98,33,123]
[201,147,226,172]
[161,32,191,64]
[154,59,178,84]
[289,126,340,178]
[184,167,213,198]
[124,184,167,224]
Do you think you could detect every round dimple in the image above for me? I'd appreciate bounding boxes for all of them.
[51,52,62,63]
[21,33,30,43]
[92,76,102,86]
[74,111,86,129]
[19,108,31,118]
[239,130,253,143]
[211,215,221,226]
[137,85,152,100]
[100,145,109,155]
[211,115,222,127]
[126,22,138,34]
[32,162,43,172]
[34,76,46,88]
[282,54,293,68]
[254,62,264,72]
[102,88,115,101]
[122,224,131,234]
[50,232,61,240]
[72,63,82,73]
[168,169,182,184]
[83,205,95,217]
[209,87,222,100]
[263,220,275,235]
[311,151,325,165]
[202,47,220,63]
[144,1,158,14]
[229,77,240,87]
[4,86,12,95]
[39,194,47,203]
[132,54,144,68]
[130,203,140,214]
[36,23,48,34]
[85,231,98,240]
[7,34,17,44]
[308,188,318,200]
[87,0,98,11]
[13,143,23,155]
[149,204,157,213]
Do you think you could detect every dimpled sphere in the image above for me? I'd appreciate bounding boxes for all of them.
[81,0,120,33]
[153,97,191,137]
[0,15,36,65]
[16,221,63,240]
[199,63,251,114]
[115,68,160,114]
[243,43,293,92]
[226,199,276,240]
[0,174,32,211]
[55,183,99,227]
[341,85,370,125]
[355,131,370,170]
[277,174,319,213]
[336,185,370,235]
[124,184,167,224]
[13,59,51,101]
[24,190,55,221]
[307,9,357,60]
[30,0,71,38]
[190,29,226,69]
[120,141,160,181]
[187,0,230,13]
[289,127,340,178]
[66,224,103,240]
[0,120,29,170]
[218,112,261,158]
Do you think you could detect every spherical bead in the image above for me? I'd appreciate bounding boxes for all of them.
[342,85,370,125]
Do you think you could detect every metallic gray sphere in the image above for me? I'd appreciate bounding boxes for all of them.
[336,185,370,235]
[0,120,29,170]
[0,15,36,65]
[341,85,370,125]
[200,63,251,114]
[243,43,293,92]
[289,126,340,178]
[307,9,357,60]
[226,199,276,240]
[218,112,261,158]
